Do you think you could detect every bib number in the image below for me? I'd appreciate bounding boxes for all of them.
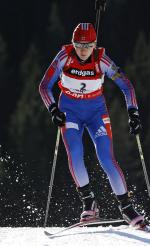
[80,83,86,93]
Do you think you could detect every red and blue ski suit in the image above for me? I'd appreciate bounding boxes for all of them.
[39,44,138,195]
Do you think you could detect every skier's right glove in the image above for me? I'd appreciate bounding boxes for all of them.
[49,103,66,127]
[128,108,141,135]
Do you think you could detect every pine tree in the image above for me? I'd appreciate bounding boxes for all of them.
[125,32,150,136]
[44,1,65,59]
[0,35,7,75]
[124,32,150,188]
[125,32,150,104]
[0,34,8,177]
[0,35,8,133]
[9,44,55,176]
[102,32,150,188]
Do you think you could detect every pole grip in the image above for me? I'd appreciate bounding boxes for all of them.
[95,0,107,11]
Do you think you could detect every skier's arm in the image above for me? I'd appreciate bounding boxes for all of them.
[100,52,141,134]
[39,49,68,126]
[100,52,138,110]
[39,49,68,109]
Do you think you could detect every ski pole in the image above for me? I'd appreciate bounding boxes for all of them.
[95,0,107,38]
[44,127,61,228]
[136,134,150,197]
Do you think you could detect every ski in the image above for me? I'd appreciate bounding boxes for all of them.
[44,218,125,238]
[133,223,150,232]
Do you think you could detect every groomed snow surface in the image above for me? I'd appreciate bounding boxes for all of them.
[0,225,150,246]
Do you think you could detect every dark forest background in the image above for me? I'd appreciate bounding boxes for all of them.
[0,0,150,227]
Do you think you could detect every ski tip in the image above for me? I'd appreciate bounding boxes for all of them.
[44,230,53,236]
[138,225,150,232]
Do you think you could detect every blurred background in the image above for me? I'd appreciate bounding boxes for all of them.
[0,0,150,227]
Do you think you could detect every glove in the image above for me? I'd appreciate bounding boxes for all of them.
[49,103,66,127]
[128,108,141,135]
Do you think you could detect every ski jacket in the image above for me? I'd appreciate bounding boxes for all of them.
[39,44,138,109]
[58,44,104,99]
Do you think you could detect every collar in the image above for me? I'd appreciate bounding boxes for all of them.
[76,54,92,64]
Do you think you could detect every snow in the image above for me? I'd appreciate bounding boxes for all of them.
[0,225,150,246]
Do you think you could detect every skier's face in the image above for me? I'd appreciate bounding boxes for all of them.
[73,42,96,61]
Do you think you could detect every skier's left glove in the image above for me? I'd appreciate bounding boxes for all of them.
[49,103,66,127]
[128,108,142,135]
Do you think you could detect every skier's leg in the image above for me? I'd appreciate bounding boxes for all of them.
[116,192,144,226]
[87,112,144,226]
[61,120,89,187]
[77,184,99,222]
[87,113,127,196]
[61,112,99,221]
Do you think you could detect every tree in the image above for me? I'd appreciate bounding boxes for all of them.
[8,44,54,175]
[124,32,150,188]
[125,32,150,138]
[44,1,65,60]
[125,32,150,104]
[0,35,8,141]
[0,35,7,75]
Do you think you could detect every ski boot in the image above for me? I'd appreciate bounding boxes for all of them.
[117,192,145,228]
[77,184,99,222]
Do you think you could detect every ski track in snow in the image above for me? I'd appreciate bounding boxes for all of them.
[0,226,150,246]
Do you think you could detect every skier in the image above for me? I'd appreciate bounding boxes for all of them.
[39,23,145,227]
